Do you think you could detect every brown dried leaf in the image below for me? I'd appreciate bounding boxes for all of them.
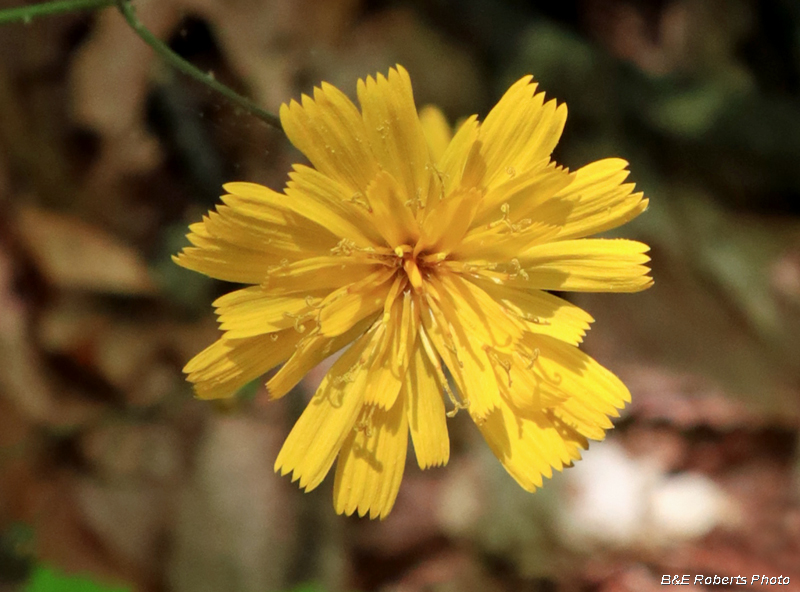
[33,475,144,590]
[195,0,362,111]
[15,205,155,295]
[75,477,174,578]
[0,243,55,422]
[379,549,500,592]
[70,0,181,139]
[621,365,758,430]
[80,423,183,483]
[0,396,38,524]
[168,414,296,592]
[37,298,194,407]
[307,8,483,117]
[355,470,445,558]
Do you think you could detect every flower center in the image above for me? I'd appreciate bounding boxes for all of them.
[394,244,426,292]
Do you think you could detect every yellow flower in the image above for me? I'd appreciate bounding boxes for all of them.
[174,66,652,519]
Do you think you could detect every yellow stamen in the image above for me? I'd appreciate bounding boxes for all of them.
[355,405,376,437]
[418,329,468,417]
[509,258,529,280]
[485,346,513,387]
[404,258,424,292]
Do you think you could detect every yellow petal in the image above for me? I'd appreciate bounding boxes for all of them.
[491,350,568,412]
[478,76,567,190]
[274,329,378,491]
[479,401,587,491]
[318,267,396,337]
[263,256,385,295]
[416,187,482,256]
[455,164,572,261]
[200,205,324,255]
[173,203,335,284]
[365,171,420,248]
[214,288,325,338]
[515,239,653,292]
[405,342,449,469]
[391,289,417,380]
[184,330,303,399]
[357,66,435,208]
[437,115,480,194]
[173,246,274,285]
[471,280,593,345]
[525,335,630,440]
[364,289,416,409]
[333,397,409,519]
[471,160,572,226]
[279,82,378,195]
[224,180,374,247]
[360,325,400,409]
[458,134,486,192]
[266,314,376,400]
[421,294,501,421]
[548,158,648,240]
[454,223,561,265]
[433,273,523,351]
[220,187,334,241]
[285,165,386,246]
[419,105,452,163]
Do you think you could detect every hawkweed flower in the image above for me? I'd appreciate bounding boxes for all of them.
[174,66,652,519]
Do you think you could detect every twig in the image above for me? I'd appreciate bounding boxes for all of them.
[0,0,284,128]
[116,0,283,130]
[0,0,114,25]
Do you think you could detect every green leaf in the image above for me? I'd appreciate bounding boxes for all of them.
[287,584,326,592]
[24,565,131,592]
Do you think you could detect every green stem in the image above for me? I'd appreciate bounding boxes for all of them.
[0,0,115,25]
[116,0,283,130]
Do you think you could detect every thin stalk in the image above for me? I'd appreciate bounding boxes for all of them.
[116,0,283,130]
[0,0,114,25]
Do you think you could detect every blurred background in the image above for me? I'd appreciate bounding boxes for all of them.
[1,0,800,590]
